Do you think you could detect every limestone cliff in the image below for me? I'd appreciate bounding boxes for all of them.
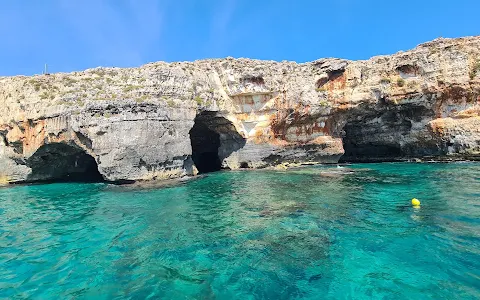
[1,36,479,183]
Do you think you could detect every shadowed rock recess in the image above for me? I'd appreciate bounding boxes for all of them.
[1,36,480,183]
[25,143,104,183]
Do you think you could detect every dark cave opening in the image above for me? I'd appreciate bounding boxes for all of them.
[339,116,406,162]
[189,112,222,173]
[194,151,222,174]
[339,104,440,162]
[189,111,246,174]
[341,139,403,162]
[26,143,104,183]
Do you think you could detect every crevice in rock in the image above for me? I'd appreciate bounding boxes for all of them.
[74,131,93,149]
[241,75,265,85]
[327,69,345,81]
[316,78,329,88]
[10,141,24,154]
[189,111,246,174]
[25,143,104,183]
[316,69,345,88]
[0,131,9,147]
[396,64,421,78]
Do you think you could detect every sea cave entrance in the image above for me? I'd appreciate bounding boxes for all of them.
[189,111,246,174]
[339,104,440,162]
[26,143,104,183]
[339,120,403,163]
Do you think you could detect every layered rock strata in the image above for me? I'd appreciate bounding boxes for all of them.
[1,36,479,183]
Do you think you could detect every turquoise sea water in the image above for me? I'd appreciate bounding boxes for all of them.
[0,163,479,299]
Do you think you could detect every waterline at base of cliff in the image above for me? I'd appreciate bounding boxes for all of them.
[1,162,479,299]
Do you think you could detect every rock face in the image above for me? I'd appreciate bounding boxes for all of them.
[1,36,479,183]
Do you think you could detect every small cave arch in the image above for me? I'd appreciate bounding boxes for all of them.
[339,105,437,162]
[26,143,104,183]
[316,77,329,89]
[189,111,246,174]
[327,69,345,82]
[316,69,345,89]
[339,113,406,162]
[396,64,421,79]
[241,75,265,85]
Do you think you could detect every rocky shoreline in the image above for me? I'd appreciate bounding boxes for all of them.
[1,36,479,184]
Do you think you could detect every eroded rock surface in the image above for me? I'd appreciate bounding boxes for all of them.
[1,36,479,183]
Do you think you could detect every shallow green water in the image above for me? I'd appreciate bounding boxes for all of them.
[1,163,479,299]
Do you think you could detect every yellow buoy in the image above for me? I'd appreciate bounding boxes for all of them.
[411,198,421,206]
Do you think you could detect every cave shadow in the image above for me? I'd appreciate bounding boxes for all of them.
[338,104,437,163]
[25,143,104,183]
[340,118,403,163]
[189,111,246,174]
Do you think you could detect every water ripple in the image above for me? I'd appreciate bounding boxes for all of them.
[0,163,479,299]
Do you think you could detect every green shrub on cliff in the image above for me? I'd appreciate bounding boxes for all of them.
[407,81,418,88]
[396,78,405,87]
[39,92,49,100]
[28,79,43,91]
[319,100,330,107]
[194,96,204,105]
[92,69,106,77]
[380,78,391,84]
[470,61,480,79]
[63,77,78,87]
[123,85,141,92]
[136,95,148,102]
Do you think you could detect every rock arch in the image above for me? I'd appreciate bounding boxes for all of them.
[26,143,103,183]
[189,111,246,174]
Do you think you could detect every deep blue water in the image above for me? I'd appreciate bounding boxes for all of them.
[0,163,479,299]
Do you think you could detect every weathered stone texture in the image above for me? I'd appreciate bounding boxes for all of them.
[1,36,479,183]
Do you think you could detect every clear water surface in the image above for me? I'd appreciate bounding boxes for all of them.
[0,163,479,299]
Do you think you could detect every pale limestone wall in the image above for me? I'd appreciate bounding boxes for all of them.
[0,36,479,183]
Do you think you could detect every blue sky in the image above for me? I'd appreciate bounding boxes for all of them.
[1,0,479,76]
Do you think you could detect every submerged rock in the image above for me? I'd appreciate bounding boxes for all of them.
[1,36,479,183]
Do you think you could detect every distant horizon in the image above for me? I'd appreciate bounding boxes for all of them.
[1,0,479,76]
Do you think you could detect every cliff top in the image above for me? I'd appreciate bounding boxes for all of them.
[1,35,479,125]
[2,35,479,80]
